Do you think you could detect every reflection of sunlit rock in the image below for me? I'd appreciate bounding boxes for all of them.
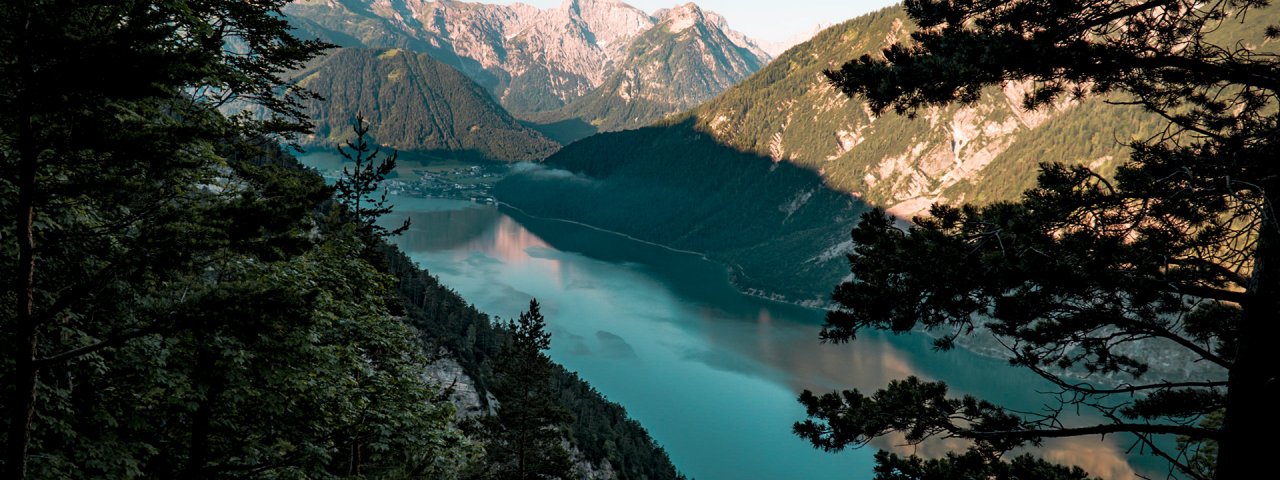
[780,332,924,393]
[865,434,1137,480]
[1037,438,1137,480]
[724,313,1140,478]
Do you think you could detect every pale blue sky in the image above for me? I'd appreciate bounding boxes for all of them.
[489,0,899,47]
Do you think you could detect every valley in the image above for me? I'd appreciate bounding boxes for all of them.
[5,0,1256,478]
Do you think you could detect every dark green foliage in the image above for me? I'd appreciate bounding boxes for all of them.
[0,1,474,477]
[380,246,686,480]
[469,300,573,480]
[798,0,1280,478]
[335,113,411,240]
[1177,410,1223,479]
[797,377,1026,455]
[295,48,560,161]
[2,141,470,478]
[872,451,1095,480]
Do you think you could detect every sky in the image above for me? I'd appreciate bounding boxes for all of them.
[487,0,900,48]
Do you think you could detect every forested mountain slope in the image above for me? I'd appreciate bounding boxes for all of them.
[295,47,559,161]
[494,120,866,304]
[381,225,685,480]
[688,5,1155,217]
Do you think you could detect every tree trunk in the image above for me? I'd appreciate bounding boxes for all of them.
[183,339,217,479]
[5,95,38,480]
[1216,209,1280,479]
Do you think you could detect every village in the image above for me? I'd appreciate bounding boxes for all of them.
[385,163,504,204]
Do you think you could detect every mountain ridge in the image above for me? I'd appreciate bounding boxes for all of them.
[284,0,771,133]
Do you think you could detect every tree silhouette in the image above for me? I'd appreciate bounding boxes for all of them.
[470,299,573,480]
[334,113,410,240]
[795,1,1279,479]
[0,1,328,476]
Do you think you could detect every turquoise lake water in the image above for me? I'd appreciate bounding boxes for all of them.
[378,195,1152,480]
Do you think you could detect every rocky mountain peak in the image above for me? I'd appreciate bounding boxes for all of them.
[560,0,625,11]
[561,0,655,52]
[657,3,707,33]
[285,0,770,127]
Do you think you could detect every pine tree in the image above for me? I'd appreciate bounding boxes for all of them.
[472,299,573,480]
[794,1,1279,478]
[334,113,410,240]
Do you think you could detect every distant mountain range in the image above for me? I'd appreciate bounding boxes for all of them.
[525,3,770,134]
[285,0,771,138]
[496,4,1279,301]
[295,47,559,161]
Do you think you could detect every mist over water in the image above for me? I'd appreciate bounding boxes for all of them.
[377,194,1151,480]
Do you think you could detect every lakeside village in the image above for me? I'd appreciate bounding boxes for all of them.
[321,162,506,204]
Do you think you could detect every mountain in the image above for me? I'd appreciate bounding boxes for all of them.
[683,6,1157,219]
[495,5,1279,301]
[295,47,559,161]
[494,118,867,304]
[527,3,771,133]
[283,0,770,133]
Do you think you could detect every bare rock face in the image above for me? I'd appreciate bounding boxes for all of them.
[424,352,496,419]
[284,0,770,126]
[689,8,1157,219]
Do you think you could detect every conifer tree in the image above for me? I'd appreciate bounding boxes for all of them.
[334,113,410,240]
[471,299,573,480]
[0,1,468,478]
[795,1,1280,478]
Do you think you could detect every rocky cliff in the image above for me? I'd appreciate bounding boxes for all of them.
[530,3,771,132]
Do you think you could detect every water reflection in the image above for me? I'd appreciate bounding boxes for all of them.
[389,197,1148,480]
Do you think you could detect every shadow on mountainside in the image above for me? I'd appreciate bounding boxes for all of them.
[494,117,870,304]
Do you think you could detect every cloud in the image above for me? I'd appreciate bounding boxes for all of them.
[509,161,600,186]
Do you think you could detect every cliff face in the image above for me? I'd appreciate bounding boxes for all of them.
[285,0,770,131]
[534,3,772,132]
[425,353,622,480]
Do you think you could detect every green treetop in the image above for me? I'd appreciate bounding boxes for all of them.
[470,299,573,480]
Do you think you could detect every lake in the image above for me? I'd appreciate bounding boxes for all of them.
[378,195,1157,480]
